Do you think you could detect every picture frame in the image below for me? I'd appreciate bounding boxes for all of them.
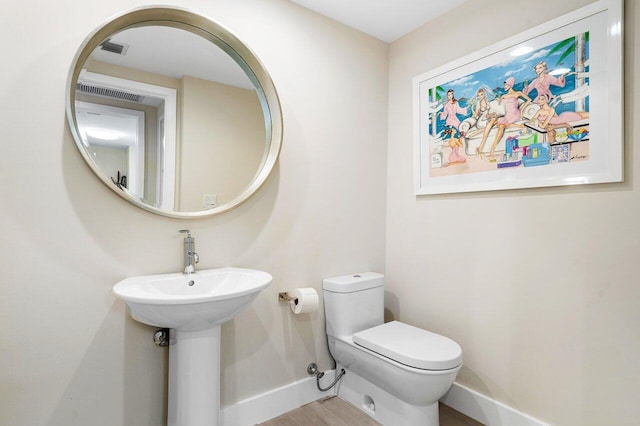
[413,0,623,195]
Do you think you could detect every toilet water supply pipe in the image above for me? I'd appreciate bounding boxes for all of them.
[307,363,346,392]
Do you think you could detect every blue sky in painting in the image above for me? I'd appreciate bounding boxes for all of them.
[438,33,589,103]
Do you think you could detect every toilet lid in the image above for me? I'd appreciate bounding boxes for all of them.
[353,321,462,371]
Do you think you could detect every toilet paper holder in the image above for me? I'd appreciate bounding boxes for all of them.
[278,292,298,304]
[279,288,319,314]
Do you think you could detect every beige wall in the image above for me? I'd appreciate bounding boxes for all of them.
[386,0,640,425]
[0,0,388,425]
[179,76,264,211]
[4,0,638,425]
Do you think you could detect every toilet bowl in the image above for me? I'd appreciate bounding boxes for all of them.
[323,272,462,426]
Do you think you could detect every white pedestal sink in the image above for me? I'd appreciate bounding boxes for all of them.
[113,267,272,426]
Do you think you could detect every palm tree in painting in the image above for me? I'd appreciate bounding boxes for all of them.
[429,85,446,102]
[548,32,588,112]
[429,86,445,136]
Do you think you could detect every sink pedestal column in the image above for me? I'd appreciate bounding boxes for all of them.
[168,326,221,426]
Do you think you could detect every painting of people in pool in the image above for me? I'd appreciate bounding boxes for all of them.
[425,32,590,178]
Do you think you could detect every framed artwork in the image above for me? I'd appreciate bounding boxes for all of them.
[413,0,623,195]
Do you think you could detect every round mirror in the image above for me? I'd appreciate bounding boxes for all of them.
[66,6,282,218]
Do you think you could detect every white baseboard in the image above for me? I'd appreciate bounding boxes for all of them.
[223,375,549,426]
[222,370,335,425]
[440,382,550,426]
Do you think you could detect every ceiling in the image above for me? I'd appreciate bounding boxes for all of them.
[92,26,253,89]
[288,0,471,42]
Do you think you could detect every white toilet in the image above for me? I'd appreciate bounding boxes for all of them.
[323,272,462,426]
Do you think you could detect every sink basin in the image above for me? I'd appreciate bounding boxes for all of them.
[113,267,272,330]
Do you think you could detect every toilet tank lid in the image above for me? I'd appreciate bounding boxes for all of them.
[322,272,384,293]
[353,321,462,371]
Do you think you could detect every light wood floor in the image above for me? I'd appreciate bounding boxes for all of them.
[257,396,484,426]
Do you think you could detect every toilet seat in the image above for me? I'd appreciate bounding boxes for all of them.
[353,321,462,371]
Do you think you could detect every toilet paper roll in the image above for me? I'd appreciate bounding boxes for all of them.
[289,288,319,314]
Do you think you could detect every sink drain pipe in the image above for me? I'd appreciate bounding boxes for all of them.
[153,328,176,346]
[307,363,346,392]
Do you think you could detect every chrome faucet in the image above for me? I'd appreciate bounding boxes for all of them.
[179,230,199,274]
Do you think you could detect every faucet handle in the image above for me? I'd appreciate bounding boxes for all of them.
[179,229,192,238]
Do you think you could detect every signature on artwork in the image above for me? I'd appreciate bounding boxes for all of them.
[571,154,589,160]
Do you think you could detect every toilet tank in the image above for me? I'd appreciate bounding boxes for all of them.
[323,272,384,339]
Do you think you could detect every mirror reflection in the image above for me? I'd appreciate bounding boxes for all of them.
[74,25,267,213]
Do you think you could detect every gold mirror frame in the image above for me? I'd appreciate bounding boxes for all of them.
[65,6,282,219]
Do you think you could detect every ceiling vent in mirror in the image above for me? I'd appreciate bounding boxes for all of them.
[99,39,129,55]
[76,82,145,103]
